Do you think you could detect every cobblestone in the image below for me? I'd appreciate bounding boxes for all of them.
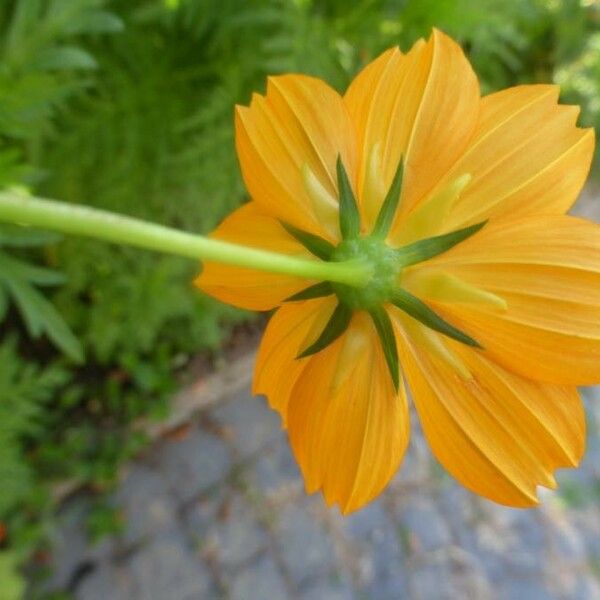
[44,499,95,591]
[573,576,600,600]
[397,498,453,553]
[212,391,282,458]
[36,374,600,600]
[201,493,268,570]
[112,464,177,546]
[299,575,355,600]
[275,502,337,587]
[409,563,457,600]
[252,435,301,494]
[571,509,600,557]
[74,563,131,600]
[550,518,587,563]
[364,570,410,600]
[497,577,556,600]
[126,531,215,599]
[181,487,228,547]
[228,554,288,600]
[155,429,232,503]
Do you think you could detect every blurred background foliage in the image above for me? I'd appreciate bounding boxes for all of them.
[0,0,598,593]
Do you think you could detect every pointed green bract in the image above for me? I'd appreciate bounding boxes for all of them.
[395,221,487,267]
[371,157,404,240]
[336,157,360,240]
[281,222,335,260]
[369,306,399,391]
[297,302,352,358]
[285,281,334,302]
[391,288,482,348]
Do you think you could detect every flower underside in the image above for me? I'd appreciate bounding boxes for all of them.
[284,156,484,390]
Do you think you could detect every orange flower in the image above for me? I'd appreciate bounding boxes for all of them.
[196,30,597,514]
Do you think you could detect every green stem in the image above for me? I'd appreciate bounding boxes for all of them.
[0,192,372,287]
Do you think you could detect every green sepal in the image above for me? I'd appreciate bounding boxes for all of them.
[336,157,360,240]
[369,306,399,391]
[281,222,335,260]
[391,288,482,348]
[297,301,352,358]
[285,281,334,302]
[396,221,487,267]
[371,157,404,240]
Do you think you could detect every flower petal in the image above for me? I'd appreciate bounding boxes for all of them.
[253,296,337,423]
[397,317,585,507]
[236,75,357,240]
[407,215,600,385]
[419,85,594,233]
[345,30,479,231]
[195,202,318,311]
[287,311,410,514]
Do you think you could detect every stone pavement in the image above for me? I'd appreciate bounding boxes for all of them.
[39,382,600,600]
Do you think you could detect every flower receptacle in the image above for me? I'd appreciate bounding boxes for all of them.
[331,236,401,310]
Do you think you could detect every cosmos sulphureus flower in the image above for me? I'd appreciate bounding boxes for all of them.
[197,29,598,514]
[0,29,595,515]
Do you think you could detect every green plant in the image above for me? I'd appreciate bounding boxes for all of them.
[0,551,25,600]
[0,0,124,183]
[0,1,598,597]
[556,29,600,168]
[0,335,68,522]
[0,225,81,360]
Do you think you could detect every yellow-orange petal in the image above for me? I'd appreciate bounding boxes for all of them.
[417,85,594,233]
[345,30,479,232]
[253,296,337,423]
[396,318,585,507]
[194,202,318,311]
[408,214,600,385]
[235,75,357,240]
[287,311,410,514]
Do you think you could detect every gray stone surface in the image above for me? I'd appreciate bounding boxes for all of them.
[275,503,337,587]
[397,498,452,553]
[44,500,94,591]
[202,493,268,570]
[35,370,600,600]
[228,555,288,600]
[573,576,600,600]
[366,573,410,600]
[409,564,457,600]
[112,464,177,545]
[156,429,232,503]
[299,576,356,600]
[74,564,130,600]
[497,578,556,600]
[126,531,214,599]
[212,392,282,458]
[252,436,301,494]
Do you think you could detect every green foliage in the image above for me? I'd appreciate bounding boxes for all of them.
[87,500,124,541]
[0,0,124,184]
[0,0,598,595]
[0,225,82,361]
[556,29,600,133]
[0,336,68,517]
[0,551,25,600]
